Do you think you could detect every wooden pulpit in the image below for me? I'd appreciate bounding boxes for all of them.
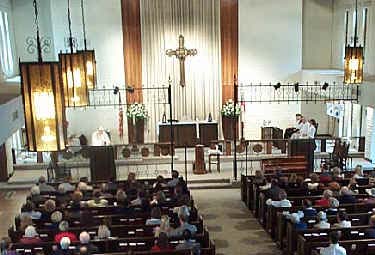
[89,146,116,182]
[193,145,206,174]
[288,139,315,172]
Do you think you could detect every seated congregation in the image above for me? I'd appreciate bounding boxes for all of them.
[242,163,375,255]
[1,171,215,255]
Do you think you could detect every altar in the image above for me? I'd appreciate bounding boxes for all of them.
[158,121,218,147]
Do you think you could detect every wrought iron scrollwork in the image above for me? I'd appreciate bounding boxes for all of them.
[26,36,52,54]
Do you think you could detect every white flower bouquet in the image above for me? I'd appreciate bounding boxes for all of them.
[127,103,148,121]
[221,99,241,117]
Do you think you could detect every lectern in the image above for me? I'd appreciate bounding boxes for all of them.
[288,139,315,172]
[89,146,116,182]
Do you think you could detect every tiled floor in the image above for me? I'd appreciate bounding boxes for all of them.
[0,190,28,237]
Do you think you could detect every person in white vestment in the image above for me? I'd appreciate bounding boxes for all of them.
[299,116,310,137]
[320,231,346,255]
[91,127,111,146]
[307,119,317,138]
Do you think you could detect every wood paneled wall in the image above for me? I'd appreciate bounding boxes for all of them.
[220,0,238,103]
[121,0,143,104]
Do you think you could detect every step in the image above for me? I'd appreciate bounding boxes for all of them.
[188,182,240,190]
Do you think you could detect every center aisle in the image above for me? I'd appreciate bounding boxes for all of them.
[191,189,282,255]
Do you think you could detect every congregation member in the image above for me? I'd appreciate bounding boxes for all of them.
[253,170,266,185]
[353,165,364,179]
[332,167,344,181]
[339,186,356,204]
[20,226,42,244]
[41,199,56,220]
[38,176,56,192]
[169,211,197,237]
[266,190,292,208]
[320,231,347,255]
[57,177,75,193]
[79,231,99,254]
[326,197,339,216]
[365,215,375,238]
[52,237,73,255]
[303,199,317,217]
[29,185,46,204]
[0,237,16,255]
[146,207,162,226]
[87,190,108,207]
[176,230,201,255]
[54,221,78,243]
[334,211,351,228]
[97,219,111,239]
[151,232,174,252]
[49,211,63,230]
[315,190,333,207]
[289,212,307,230]
[314,211,330,229]
[20,201,42,220]
[167,170,180,187]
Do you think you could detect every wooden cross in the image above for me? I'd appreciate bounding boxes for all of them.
[166,35,197,87]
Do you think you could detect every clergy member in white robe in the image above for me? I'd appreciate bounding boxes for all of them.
[307,119,317,138]
[299,117,310,138]
[92,127,111,146]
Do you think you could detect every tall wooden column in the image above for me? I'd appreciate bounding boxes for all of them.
[121,0,143,143]
[220,0,238,103]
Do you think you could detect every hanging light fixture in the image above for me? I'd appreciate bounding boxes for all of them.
[77,0,97,89]
[59,0,89,107]
[20,0,66,152]
[344,0,364,84]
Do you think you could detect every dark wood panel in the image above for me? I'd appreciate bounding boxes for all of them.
[221,0,238,103]
[121,0,143,104]
[89,146,116,182]
[159,124,197,147]
[199,123,218,146]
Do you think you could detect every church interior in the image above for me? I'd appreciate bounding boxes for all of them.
[0,0,375,254]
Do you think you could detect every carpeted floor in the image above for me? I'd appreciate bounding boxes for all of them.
[191,189,282,255]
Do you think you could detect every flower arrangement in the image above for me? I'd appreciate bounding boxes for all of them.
[127,103,148,120]
[221,99,241,117]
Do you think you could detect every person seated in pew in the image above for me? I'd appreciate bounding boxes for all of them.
[305,173,320,191]
[266,179,282,201]
[288,173,300,188]
[49,211,63,230]
[326,198,340,216]
[353,165,364,179]
[348,178,359,194]
[114,189,133,214]
[365,215,375,238]
[328,181,341,197]
[124,172,140,194]
[78,246,88,255]
[176,230,201,255]
[332,167,344,181]
[77,177,93,192]
[320,231,347,255]
[99,183,114,200]
[151,232,174,252]
[0,237,16,255]
[303,199,317,217]
[19,214,33,232]
[315,190,333,208]
[153,175,168,192]
[155,215,171,238]
[29,185,46,205]
[52,237,73,255]
[171,184,190,205]
[86,190,108,207]
[20,225,42,244]
[339,186,356,204]
[20,200,42,220]
[58,177,75,194]
[146,207,162,226]
[319,163,332,183]
[151,191,167,206]
[68,191,83,219]
[54,221,78,243]
[130,190,150,211]
[79,231,99,255]
[56,185,72,207]
[167,170,180,188]
[266,190,292,208]
[288,211,307,230]
[97,218,111,239]
[38,176,56,193]
[168,211,197,238]
[314,211,330,229]
[41,199,56,221]
[334,211,351,228]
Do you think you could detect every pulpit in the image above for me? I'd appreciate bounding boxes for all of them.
[193,145,206,174]
[89,146,116,182]
[288,139,315,172]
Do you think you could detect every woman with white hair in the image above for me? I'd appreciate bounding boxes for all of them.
[20,226,41,244]
[52,237,72,255]
[79,231,99,254]
[29,185,45,204]
[49,211,63,230]
[326,197,340,216]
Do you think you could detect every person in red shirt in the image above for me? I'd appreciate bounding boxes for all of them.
[315,189,333,207]
[151,232,174,252]
[54,221,78,243]
[20,225,42,244]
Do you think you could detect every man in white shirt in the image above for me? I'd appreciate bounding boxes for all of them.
[299,117,310,137]
[91,127,111,146]
[320,231,346,255]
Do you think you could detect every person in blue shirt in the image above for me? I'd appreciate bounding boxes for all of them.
[303,199,317,217]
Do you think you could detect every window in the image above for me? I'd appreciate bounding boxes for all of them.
[0,9,14,78]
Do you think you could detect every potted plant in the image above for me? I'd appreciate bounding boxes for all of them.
[127,103,148,144]
[221,99,241,140]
